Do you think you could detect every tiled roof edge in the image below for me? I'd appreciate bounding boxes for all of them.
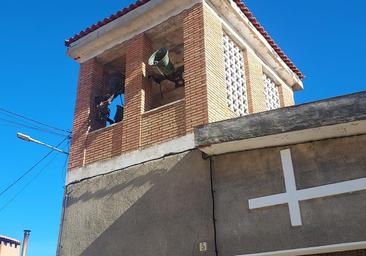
[64,0,304,80]
[64,0,152,47]
[232,0,304,80]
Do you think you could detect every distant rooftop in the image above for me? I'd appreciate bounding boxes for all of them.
[0,235,21,246]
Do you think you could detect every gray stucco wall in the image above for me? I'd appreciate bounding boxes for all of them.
[212,135,366,256]
[58,150,214,256]
[58,92,366,256]
[59,135,366,256]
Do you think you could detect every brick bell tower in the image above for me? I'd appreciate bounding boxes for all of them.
[59,0,306,255]
[65,0,304,174]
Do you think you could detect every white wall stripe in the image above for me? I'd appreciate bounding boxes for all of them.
[236,241,366,256]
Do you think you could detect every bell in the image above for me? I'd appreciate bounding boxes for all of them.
[107,73,125,95]
[148,48,176,79]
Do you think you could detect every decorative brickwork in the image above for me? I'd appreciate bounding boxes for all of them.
[263,73,281,110]
[223,34,249,116]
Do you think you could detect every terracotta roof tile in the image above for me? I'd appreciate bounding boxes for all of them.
[232,0,304,79]
[64,0,152,47]
[65,0,304,80]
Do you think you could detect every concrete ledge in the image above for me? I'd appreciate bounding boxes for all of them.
[195,91,366,155]
[66,133,195,185]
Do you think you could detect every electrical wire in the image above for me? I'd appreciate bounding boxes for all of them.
[0,117,68,137]
[60,140,70,183]
[0,137,68,198]
[0,153,60,214]
[0,107,71,134]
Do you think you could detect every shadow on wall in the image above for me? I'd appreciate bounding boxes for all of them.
[60,150,213,256]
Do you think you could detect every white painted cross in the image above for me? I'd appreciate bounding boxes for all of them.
[248,149,366,226]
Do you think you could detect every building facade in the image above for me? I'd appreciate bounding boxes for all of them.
[65,0,303,171]
[58,0,366,255]
[0,236,20,256]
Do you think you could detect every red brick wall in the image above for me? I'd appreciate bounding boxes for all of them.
[141,100,186,147]
[84,122,123,165]
[121,34,153,152]
[183,3,208,132]
[68,35,154,169]
[68,58,104,169]
[67,3,298,170]
[67,3,224,169]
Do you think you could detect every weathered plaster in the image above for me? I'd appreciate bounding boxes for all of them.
[195,92,366,155]
[67,133,195,185]
[59,150,214,256]
[212,135,366,255]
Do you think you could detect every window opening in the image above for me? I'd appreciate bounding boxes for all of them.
[95,72,125,126]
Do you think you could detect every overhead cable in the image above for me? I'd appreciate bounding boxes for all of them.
[0,137,68,198]
[0,107,71,134]
[0,117,68,137]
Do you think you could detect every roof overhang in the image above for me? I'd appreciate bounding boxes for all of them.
[195,91,366,156]
[66,0,202,63]
[0,235,21,246]
[66,0,304,89]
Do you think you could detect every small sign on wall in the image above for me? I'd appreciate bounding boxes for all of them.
[199,242,208,252]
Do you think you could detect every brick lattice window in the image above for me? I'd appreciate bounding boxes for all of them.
[263,73,281,110]
[223,34,248,116]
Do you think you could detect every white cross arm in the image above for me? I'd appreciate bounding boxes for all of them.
[249,177,366,209]
[248,148,366,226]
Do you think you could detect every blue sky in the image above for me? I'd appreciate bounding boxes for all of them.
[0,0,364,255]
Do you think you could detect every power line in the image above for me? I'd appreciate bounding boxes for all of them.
[0,117,68,137]
[0,107,71,133]
[0,153,60,214]
[0,107,71,134]
[0,137,68,198]
[60,140,70,183]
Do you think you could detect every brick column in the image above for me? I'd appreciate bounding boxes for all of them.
[244,50,267,113]
[68,58,104,169]
[183,3,209,132]
[122,34,153,152]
